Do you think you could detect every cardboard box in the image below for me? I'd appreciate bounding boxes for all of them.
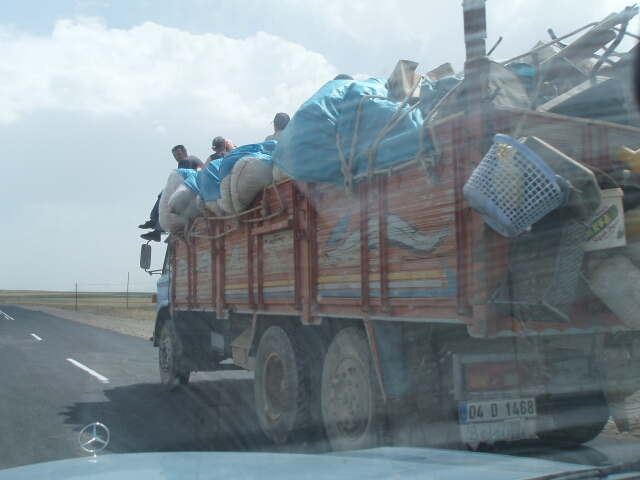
[386,60,421,103]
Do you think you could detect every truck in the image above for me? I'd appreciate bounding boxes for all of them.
[140,3,640,451]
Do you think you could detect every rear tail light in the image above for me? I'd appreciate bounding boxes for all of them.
[465,362,520,391]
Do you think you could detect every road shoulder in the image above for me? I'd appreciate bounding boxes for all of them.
[15,305,153,340]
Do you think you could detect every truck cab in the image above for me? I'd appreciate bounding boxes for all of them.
[153,241,172,344]
[140,240,172,346]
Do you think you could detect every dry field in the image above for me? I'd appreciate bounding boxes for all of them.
[0,290,156,321]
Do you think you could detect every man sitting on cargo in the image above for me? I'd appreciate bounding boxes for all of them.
[264,112,290,141]
[139,145,203,242]
[204,136,234,167]
[173,144,204,170]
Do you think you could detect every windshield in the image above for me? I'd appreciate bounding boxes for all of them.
[2,1,640,477]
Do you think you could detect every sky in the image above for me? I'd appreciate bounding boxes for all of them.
[0,0,637,292]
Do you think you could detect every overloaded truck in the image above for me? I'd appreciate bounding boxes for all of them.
[140,2,640,450]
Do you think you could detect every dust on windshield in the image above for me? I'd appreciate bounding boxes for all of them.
[1,0,640,476]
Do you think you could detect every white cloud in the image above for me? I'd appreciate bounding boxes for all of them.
[278,0,637,75]
[276,0,449,70]
[1,2,638,292]
[0,17,337,127]
[0,17,342,291]
[152,120,165,134]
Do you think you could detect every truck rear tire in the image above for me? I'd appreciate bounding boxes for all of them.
[321,327,388,451]
[254,325,325,444]
[158,319,190,391]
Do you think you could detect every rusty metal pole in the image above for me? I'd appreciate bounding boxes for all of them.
[462,0,487,61]
[460,0,494,330]
[462,0,490,115]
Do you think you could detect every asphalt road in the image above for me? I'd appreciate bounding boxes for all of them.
[1,305,639,471]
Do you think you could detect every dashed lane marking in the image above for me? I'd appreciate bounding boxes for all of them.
[0,310,15,321]
[66,359,110,384]
[31,334,42,341]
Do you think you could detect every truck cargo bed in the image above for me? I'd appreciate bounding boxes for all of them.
[172,107,640,339]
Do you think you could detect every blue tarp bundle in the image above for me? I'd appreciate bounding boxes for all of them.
[184,141,277,202]
[183,160,221,200]
[418,75,462,119]
[175,168,198,182]
[270,78,428,185]
[156,168,199,201]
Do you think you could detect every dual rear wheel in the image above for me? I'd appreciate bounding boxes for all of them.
[253,325,325,444]
[254,325,386,450]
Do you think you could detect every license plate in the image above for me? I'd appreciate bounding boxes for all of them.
[458,398,537,424]
[460,419,537,444]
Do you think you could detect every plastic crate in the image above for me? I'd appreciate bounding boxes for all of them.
[463,134,568,237]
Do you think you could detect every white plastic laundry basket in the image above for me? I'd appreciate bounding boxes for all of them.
[463,134,567,237]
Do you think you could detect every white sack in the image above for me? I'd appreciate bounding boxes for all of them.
[159,171,189,235]
[168,184,200,219]
[218,175,235,214]
[230,157,273,214]
[272,165,290,183]
[204,199,225,217]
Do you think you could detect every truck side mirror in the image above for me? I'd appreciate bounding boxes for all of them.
[140,244,152,270]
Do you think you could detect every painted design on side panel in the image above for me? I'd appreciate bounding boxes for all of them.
[263,237,288,270]
[326,212,449,263]
[175,258,189,299]
[229,243,247,271]
[326,210,351,247]
[177,259,188,277]
[196,252,212,279]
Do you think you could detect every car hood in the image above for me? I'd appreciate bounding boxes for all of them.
[1,446,632,480]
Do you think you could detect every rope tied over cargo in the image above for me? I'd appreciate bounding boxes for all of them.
[416,123,439,183]
[336,94,390,191]
[188,180,287,241]
[365,77,424,182]
[413,78,467,184]
[366,103,421,182]
[337,77,425,191]
[335,132,353,190]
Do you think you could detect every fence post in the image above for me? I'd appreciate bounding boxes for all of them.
[75,284,78,311]
[127,272,130,309]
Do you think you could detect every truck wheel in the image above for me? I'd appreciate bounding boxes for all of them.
[537,391,610,445]
[158,319,190,391]
[321,327,388,451]
[254,325,325,444]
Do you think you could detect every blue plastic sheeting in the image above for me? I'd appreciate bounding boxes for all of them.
[506,62,535,94]
[183,159,222,200]
[184,141,277,202]
[418,75,462,119]
[269,79,352,185]
[270,78,428,185]
[175,168,198,181]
